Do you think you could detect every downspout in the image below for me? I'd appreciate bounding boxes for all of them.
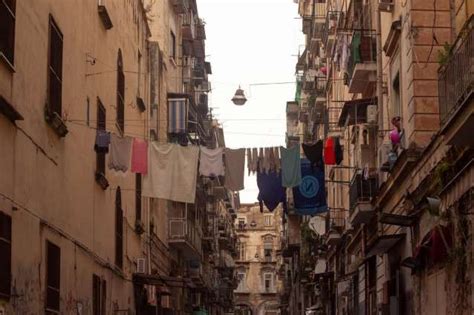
[376,2,384,148]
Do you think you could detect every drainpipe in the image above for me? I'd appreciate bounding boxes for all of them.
[375,2,384,152]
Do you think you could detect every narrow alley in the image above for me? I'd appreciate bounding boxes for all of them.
[0,0,473,315]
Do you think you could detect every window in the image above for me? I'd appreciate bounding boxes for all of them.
[264,236,273,261]
[0,0,16,65]
[0,211,12,300]
[264,215,272,227]
[116,50,125,133]
[169,31,176,60]
[263,273,273,292]
[48,16,63,116]
[391,72,401,117]
[237,217,246,230]
[137,50,142,96]
[236,271,246,292]
[115,187,123,268]
[238,242,246,261]
[135,174,142,222]
[93,274,106,315]
[96,99,106,176]
[46,241,61,313]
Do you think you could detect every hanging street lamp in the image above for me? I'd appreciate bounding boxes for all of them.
[231,86,247,106]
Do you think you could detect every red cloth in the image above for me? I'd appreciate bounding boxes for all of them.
[324,137,336,165]
[131,139,148,174]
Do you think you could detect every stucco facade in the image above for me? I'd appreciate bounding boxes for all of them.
[0,0,151,313]
[234,204,283,315]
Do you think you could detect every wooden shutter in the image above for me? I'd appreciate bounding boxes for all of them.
[115,188,123,268]
[48,16,63,115]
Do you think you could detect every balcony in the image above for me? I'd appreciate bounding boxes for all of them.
[171,0,188,14]
[196,19,206,40]
[182,13,196,41]
[168,204,202,260]
[286,101,299,116]
[349,173,378,226]
[347,34,377,93]
[438,16,474,146]
[323,11,341,55]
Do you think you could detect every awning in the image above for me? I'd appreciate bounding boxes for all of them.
[379,212,418,226]
[338,97,377,127]
[366,234,405,257]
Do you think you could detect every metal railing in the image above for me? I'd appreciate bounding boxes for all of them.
[347,33,377,80]
[349,173,378,213]
[438,16,474,126]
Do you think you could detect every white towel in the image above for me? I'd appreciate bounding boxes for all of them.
[142,143,199,203]
[199,146,225,177]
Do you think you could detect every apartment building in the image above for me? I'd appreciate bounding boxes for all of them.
[0,0,235,314]
[0,0,151,313]
[286,0,473,314]
[234,204,284,315]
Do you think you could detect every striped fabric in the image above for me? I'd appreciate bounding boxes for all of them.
[168,98,187,134]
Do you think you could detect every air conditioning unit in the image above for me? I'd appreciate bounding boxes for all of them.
[366,105,377,124]
[379,0,394,12]
[136,258,146,273]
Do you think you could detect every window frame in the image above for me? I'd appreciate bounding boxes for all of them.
[170,31,176,61]
[0,211,12,300]
[115,187,123,268]
[116,49,125,134]
[263,272,273,292]
[47,15,64,116]
[264,215,272,227]
[0,0,16,67]
[96,98,106,176]
[93,274,107,315]
[45,241,61,313]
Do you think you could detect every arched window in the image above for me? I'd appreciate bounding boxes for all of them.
[115,187,123,268]
[116,50,125,133]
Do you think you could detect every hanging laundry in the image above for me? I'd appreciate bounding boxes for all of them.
[257,169,287,213]
[247,148,254,176]
[224,148,245,191]
[335,137,343,165]
[143,143,199,203]
[257,148,264,172]
[324,137,336,165]
[273,147,281,173]
[292,159,327,215]
[199,146,225,177]
[131,138,148,174]
[108,134,132,172]
[168,98,187,134]
[280,146,302,188]
[302,140,323,168]
[263,148,272,174]
[94,130,110,154]
[248,147,259,175]
[268,147,276,171]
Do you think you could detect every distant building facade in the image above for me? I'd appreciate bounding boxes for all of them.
[234,204,284,315]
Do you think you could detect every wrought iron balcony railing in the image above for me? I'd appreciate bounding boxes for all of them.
[438,16,474,126]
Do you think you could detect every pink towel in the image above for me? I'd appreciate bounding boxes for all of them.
[131,139,148,174]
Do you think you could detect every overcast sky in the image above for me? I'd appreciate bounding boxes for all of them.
[198,0,305,203]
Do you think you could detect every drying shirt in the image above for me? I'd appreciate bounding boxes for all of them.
[94,130,110,154]
[335,137,343,165]
[224,148,245,191]
[273,147,281,172]
[280,146,302,188]
[257,170,287,213]
[302,140,323,168]
[142,143,199,203]
[324,137,336,165]
[199,146,225,177]
[131,138,148,174]
[108,134,132,172]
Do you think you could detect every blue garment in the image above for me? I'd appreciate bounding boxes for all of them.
[257,170,287,213]
[281,146,301,188]
[94,130,110,153]
[292,159,327,215]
